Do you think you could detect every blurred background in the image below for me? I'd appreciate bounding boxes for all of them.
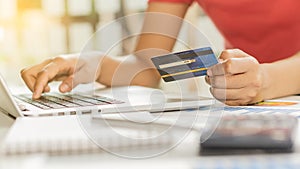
[0,0,223,94]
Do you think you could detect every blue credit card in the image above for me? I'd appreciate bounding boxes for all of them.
[151,47,218,82]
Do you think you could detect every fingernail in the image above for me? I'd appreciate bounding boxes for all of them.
[60,84,69,92]
[207,69,212,76]
[32,92,39,99]
[209,87,213,94]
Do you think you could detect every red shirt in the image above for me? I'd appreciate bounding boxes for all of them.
[148,0,300,63]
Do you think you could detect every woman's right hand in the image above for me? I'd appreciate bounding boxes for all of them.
[21,51,104,99]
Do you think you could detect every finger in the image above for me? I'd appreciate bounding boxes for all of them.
[209,87,241,105]
[33,75,48,99]
[32,57,74,99]
[33,64,60,99]
[207,62,225,76]
[210,87,227,101]
[33,71,52,99]
[208,57,258,76]
[219,49,249,60]
[43,85,51,93]
[210,87,247,101]
[20,59,54,92]
[210,86,262,105]
[205,76,211,85]
[20,70,36,92]
[59,75,76,93]
[209,73,252,89]
[224,100,248,106]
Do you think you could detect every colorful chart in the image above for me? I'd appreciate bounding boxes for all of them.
[254,101,298,106]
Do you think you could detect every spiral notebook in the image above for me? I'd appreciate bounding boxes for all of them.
[1,113,179,155]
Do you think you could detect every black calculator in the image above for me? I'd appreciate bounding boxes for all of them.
[200,113,298,155]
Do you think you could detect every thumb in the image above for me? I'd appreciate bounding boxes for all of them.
[219,49,250,60]
[44,85,51,93]
[59,75,78,93]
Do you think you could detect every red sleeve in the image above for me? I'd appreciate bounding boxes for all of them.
[148,0,194,5]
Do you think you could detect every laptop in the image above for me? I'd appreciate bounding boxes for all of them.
[0,74,213,118]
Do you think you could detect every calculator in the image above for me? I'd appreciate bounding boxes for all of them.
[200,113,298,155]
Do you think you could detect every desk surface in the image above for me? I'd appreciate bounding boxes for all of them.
[1,96,300,169]
[0,113,14,143]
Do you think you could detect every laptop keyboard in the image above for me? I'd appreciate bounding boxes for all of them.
[15,93,124,110]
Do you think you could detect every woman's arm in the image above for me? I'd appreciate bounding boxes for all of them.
[262,51,300,99]
[98,2,190,87]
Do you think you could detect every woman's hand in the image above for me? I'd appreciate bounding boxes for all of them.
[206,49,268,106]
[21,51,104,99]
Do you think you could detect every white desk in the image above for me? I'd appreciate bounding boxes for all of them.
[0,113,14,143]
[1,96,300,169]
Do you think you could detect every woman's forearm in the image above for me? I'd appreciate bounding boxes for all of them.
[96,55,161,87]
[96,2,189,88]
[261,51,300,100]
